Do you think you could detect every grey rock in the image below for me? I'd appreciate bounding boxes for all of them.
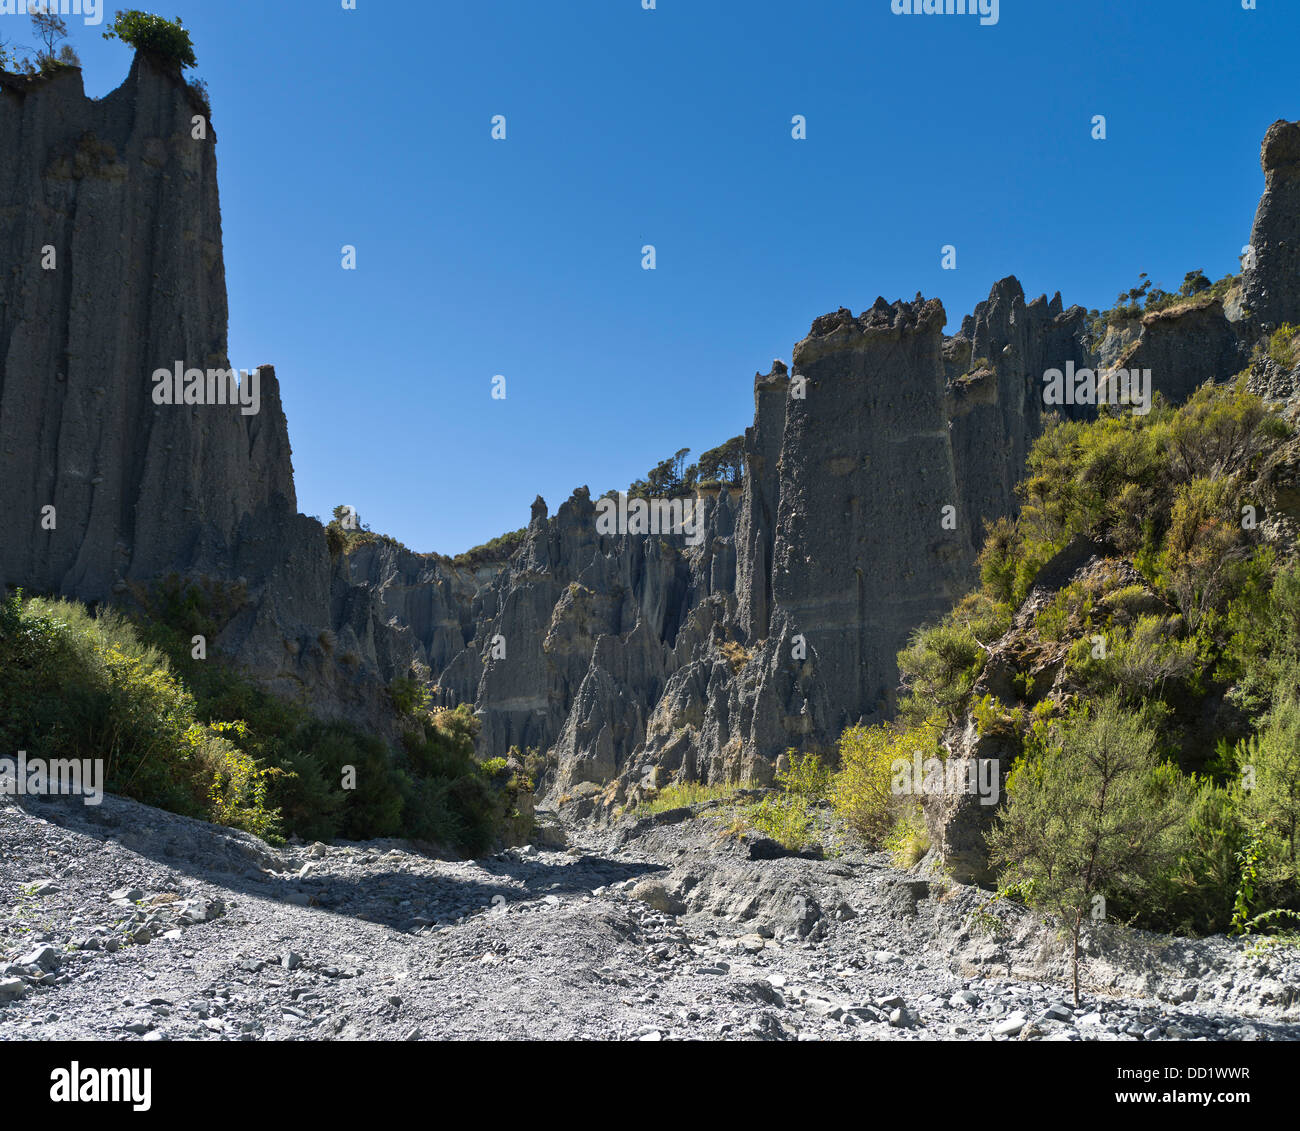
[629,880,686,917]
[1244,120,1300,329]
[17,945,60,972]
[993,1012,1027,1037]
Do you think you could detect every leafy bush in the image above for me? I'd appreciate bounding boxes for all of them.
[1267,324,1298,370]
[778,751,832,798]
[896,591,1011,723]
[0,593,275,834]
[831,719,942,843]
[749,793,814,851]
[0,589,526,854]
[453,528,527,568]
[883,810,931,867]
[103,10,196,70]
[1068,615,1199,700]
[747,752,831,852]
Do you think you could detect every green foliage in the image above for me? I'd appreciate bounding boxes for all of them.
[897,591,1010,724]
[1150,778,1246,936]
[389,676,431,718]
[452,528,527,567]
[1088,272,1238,342]
[749,793,814,851]
[1267,324,1298,370]
[29,10,80,74]
[777,751,832,798]
[324,504,412,557]
[831,719,942,844]
[882,810,931,867]
[695,436,745,487]
[604,436,745,501]
[0,589,525,854]
[638,780,740,814]
[0,592,276,835]
[749,752,832,850]
[972,694,1025,740]
[103,10,197,70]
[1068,615,1199,701]
[838,382,1299,939]
[1236,697,1300,891]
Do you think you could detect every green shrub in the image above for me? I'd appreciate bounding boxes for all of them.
[777,751,832,798]
[749,792,813,851]
[453,529,527,568]
[897,600,1003,725]
[1148,779,1247,935]
[831,719,942,844]
[1068,615,1199,700]
[0,589,526,854]
[0,593,276,835]
[1236,697,1300,892]
[883,810,931,867]
[389,676,430,718]
[1267,324,1298,370]
[103,10,197,70]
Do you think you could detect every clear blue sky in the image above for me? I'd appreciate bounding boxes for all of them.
[48,0,1297,555]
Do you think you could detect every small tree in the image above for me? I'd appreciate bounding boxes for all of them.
[30,9,80,72]
[103,10,197,71]
[988,696,1191,1006]
[1237,697,1300,887]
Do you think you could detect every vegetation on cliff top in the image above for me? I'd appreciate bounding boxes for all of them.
[102,10,196,71]
[602,436,745,502]
[1,9,81,76]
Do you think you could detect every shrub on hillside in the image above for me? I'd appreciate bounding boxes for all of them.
[0,588,527,853]
[0,593,275,834]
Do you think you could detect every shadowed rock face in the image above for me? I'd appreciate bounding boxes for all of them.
[0,58,422,735]
[2,64,1293,791]
[0,58,293,600]
[1244,120,1300,331]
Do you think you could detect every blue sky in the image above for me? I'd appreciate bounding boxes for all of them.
[39,0,1298,555]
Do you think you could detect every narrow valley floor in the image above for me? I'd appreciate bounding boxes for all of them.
[1,792,1296,1042]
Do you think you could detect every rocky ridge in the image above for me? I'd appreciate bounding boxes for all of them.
[3,58,1297,804]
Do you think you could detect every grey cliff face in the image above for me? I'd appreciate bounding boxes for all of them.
[1244,119,1300,330]
[0,58,419,734]
[4,64,1294,805]
[0,58,292,600]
